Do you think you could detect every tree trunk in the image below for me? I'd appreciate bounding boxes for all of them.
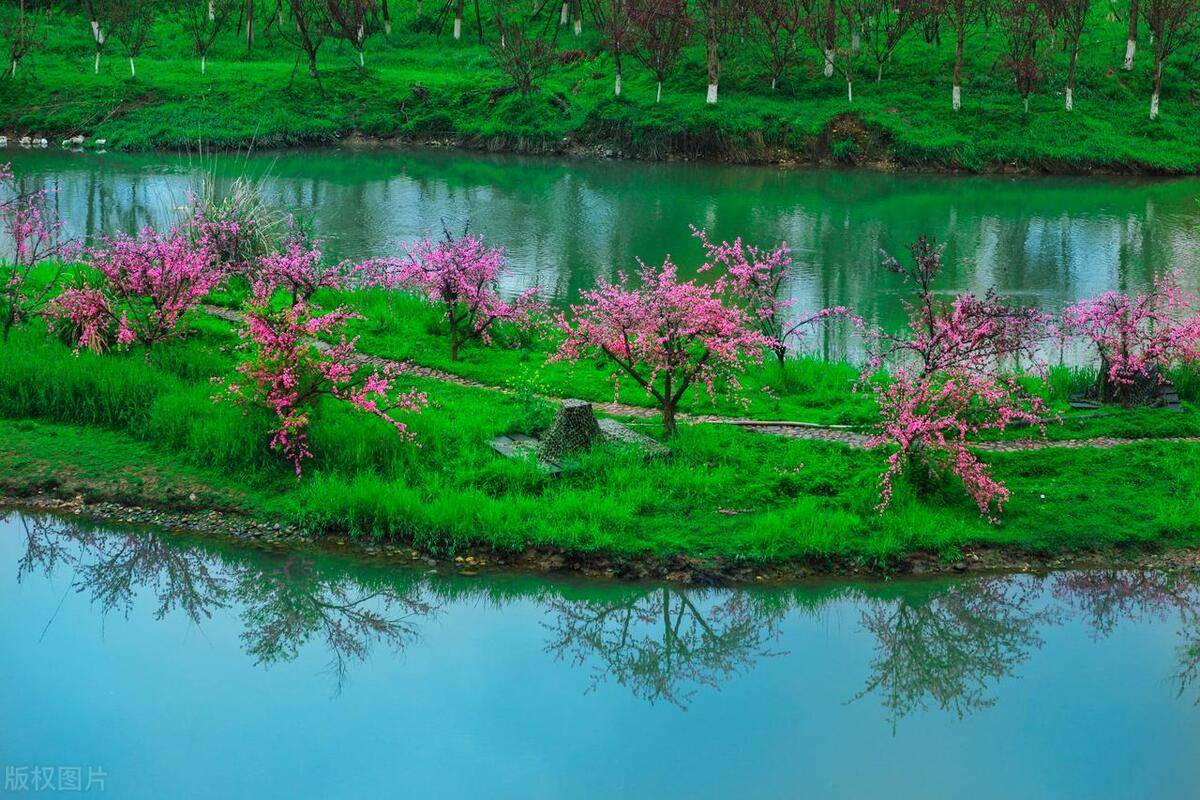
[246,0,254,49]
[847,80,853,103]
[1065,44,1079,110]
[129,57,136,77]
[614,49,622,96]
[705,6,719,104]
[661,400,677,438]
[1150,56,1162,119]
[952,24,964,110]
[1124,0,1139,70]
[823,0,835,77]
[656,81,662,103]
[201,54,207,74]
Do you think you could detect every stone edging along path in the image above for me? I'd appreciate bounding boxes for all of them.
[203,305,1200,454]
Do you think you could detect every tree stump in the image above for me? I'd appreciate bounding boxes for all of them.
[538,399,602,462]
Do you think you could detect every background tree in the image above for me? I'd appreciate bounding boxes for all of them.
[806,0,863,101]
[489,20,556,98]
[80,0,114,73]
[1040,0,1089,109]
[597,0,634,95]
[629,0,691,102]
[110,0,157,77]
[1123,0,1140,68]
[699,0,745,103]
[997,0,1049,112]
[1141,0,1200,120]
[324,0,378,67]
[938,0,989,110]
[171,0,237,74]
[3,0,47,78]
[854,0,923,82]
[748,0,811,90]
[277,0,329,80]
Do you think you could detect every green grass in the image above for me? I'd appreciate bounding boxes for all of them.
[2,3,1200,171]
[3,295,1200,571]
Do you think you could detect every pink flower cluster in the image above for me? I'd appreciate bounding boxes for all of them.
[864,237,1051,519]
[47,226,224,352]
[1,163,74,341]
[1061,271,1200,400]
[362,232,543,361]
[693,226,857,361]
[221,281,427,476]
[254,225,350,303]
[555,258,772,436]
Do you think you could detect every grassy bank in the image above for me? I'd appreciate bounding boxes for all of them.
[2,4,1200,172]
[3,291,1200,578]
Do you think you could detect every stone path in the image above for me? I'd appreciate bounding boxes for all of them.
[203,305,1200,453]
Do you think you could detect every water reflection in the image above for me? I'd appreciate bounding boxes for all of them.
[4,148,1199,349]
[10,513,1200,724]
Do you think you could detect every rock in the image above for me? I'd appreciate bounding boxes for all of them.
[69,135,85,146]
[19,137,31,147]
[952,561,968,572]
[0,136,9,147]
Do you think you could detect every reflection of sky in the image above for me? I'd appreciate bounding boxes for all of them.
[4,513,1200,799]
[4,147,1199,353]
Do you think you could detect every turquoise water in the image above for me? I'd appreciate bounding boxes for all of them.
[3,511,1199,798]
[4,147,1200,349]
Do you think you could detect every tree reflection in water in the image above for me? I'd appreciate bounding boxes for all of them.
[15,514,436,693]
[852,577,1051,728]
[13,513,1200,717]
[542,587,788,709]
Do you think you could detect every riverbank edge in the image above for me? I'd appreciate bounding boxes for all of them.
[5,117,1195,178]
[6,490,1199,587]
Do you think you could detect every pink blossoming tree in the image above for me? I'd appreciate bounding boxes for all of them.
[864,236,1052,519]
[253,223,352,305]
[367,230,544,361]
[692,225,855,366]
[1060,272,1200,407]
[46,226,224,352]
[219,280,427,476]
[1,163,74,342]
[555,258,771,438]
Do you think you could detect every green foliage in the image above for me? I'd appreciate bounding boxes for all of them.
[1,3,1199,171]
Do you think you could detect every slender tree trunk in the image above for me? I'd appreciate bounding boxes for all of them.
[656,80,662,102]
[614,49,622,96]
[661,399,677,438]
[129,57,136,77]
[1150,55,1162,119]
[1065,43,1079,110]
[952,23,964,110]
[1124,0,1139,70]
[455,0,464,38]
[823,0,835,77]
[201,54,207,74]
[382,0,392,35]
[705,4,719,104]
[246,0,255,49]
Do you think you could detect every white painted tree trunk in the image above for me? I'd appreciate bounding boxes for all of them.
[453,17,461,39]
[1150,91,1160,120]
[208,1,215,20]
[1065,87,1073,111]
[385,20,392,35]
[10,61,15,78]
[201,55,207,74]
[771,77,777,89]
[847,81,853,103]
[952,84,961,111]
[1123,38,1136,70]
[573,17,581,35]
[614,74,621,96]
[129,57,136,77]
[823,49,834,78]
[560,2,569,24]
[94,52,101,74]
[359,50,364,67]
[656,82,662,103]
[706,83,718,104]
[1023,96,1030,114]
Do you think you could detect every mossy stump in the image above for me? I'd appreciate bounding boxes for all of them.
[538,399,602,463]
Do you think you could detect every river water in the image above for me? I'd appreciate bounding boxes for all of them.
[3,511,1199,798]
[4,147,1200,343]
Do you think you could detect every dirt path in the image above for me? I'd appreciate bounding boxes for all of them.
[204,305,1200,453]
